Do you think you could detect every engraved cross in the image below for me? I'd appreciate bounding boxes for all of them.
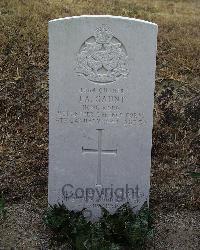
[82,129,117,186]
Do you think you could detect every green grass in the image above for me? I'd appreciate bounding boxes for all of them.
[189,172,200,179]
[0,196,7,219]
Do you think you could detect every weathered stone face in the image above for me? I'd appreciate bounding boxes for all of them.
[48,15,157,220]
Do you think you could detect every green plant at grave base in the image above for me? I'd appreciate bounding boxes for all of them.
[0,196,7,219]
[189,172,200,179]
[44,202,153,249]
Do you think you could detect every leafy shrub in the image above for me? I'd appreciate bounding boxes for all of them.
[44,202,153,249]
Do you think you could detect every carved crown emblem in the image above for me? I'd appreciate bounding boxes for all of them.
[75,24,129,84]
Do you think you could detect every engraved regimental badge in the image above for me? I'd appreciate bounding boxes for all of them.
[75,24,129,84]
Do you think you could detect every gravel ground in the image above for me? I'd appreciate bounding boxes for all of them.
[0,200,50,249]
[0,200,199,249]
[152,210,200,250]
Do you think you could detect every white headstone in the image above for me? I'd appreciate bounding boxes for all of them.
[48,15,157,220]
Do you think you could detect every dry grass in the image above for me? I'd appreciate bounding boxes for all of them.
[0,0,199,248]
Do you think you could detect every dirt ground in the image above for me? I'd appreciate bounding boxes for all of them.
[0,0,199,249]
[1,200,199,249]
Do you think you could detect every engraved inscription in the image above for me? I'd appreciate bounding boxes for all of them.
[56,87,146,126]
[75,24,129,83]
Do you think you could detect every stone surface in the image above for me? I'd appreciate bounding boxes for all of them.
[48,15,157,220]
